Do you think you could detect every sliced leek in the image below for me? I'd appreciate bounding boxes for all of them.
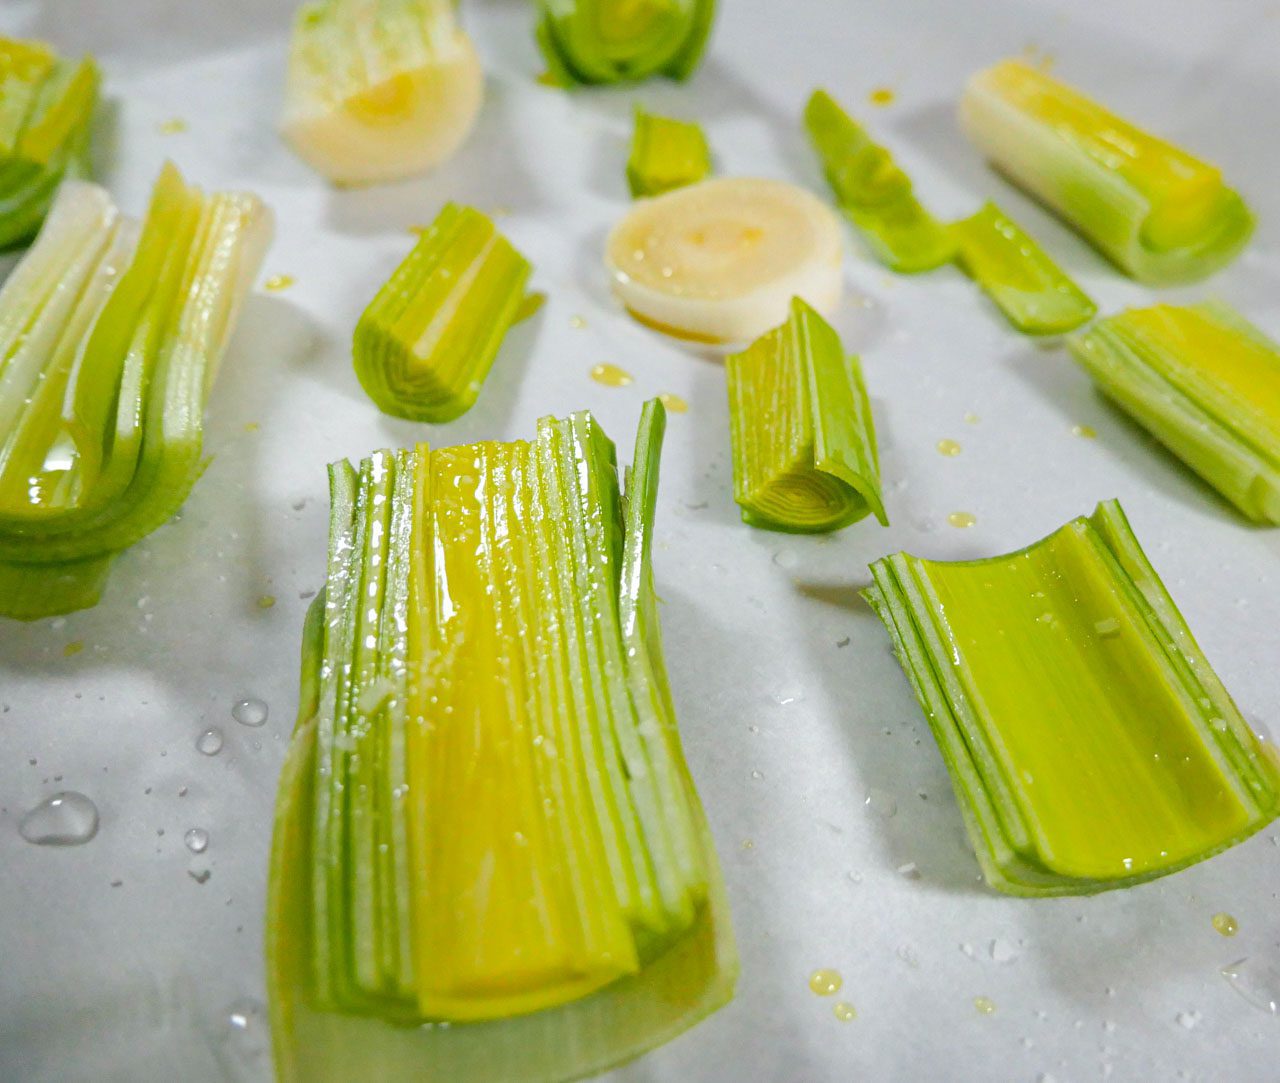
[283,0,483,186]
[961,60,1253,285]
[865,499,1280,897]
[951,201,1095,335]
[0,165,272,619]
[627,106,712,198]
[268,401,736,1081]
[726,297,885,533]
[1069,302,1280,523]
[804,89,955,273]
[353,203,532,422]
[606,176,844,345]
[536,0,715,87]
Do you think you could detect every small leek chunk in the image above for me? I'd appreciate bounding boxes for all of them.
[951,201,1095,335]
[960,60,1254,285]
[536,0,715,87]
[268,402,737,1081]
[0,36,99,249]
[1069,302,1280,523]
[803,89,955,273]
[283,0,483,186]
[627,106,712,198]
[865,499,1280,897]
[0,165,272,620]
[726,297,886,533]
[353,203,532,423]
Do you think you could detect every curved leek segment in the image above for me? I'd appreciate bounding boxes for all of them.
[0,37,100,249]
[283,0,483,186]
[951,201,1095,335]
[726,297,886,533]
[960,60,1254,285]
[0,164,272,619]
[865,499,1280,897]
[535,0,715,87]
[803,89,955,273]
[353,203,532,423]
[627,107,711,198]
[1069,302,1280,523]
[268,402,737,1080]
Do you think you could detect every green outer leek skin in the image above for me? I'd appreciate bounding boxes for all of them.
[0,552,113,620]
[951,201,1096,335]
[803,89,955,273]
[627,107,712,198]
[863,499,1280,897]
[727,296,886,534]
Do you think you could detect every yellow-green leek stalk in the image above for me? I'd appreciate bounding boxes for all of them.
[627,106,711,198]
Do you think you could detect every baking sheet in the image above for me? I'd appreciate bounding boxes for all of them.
[2,0,1279,1079]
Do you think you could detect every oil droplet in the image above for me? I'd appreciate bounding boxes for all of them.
[63,640,84,657]
[1071,423,1097,439]
[196,728,224,756]
[948,511,977,529]
[243,421,259,433]
[809,969,843,996]
[185,827,209,854]
[964,412,981,425]
[868,87,895,107]
[569,314,588,329]
[536,70,561,86]
[658,392,688,414]
[1212,912,1239,937]
[863,788,897,819]
[590,363,633,388]
[1221,957,1280,1014]
[1176,1010,1201,1029]
[19,792,99,845]
[489,205,511,219]
[157,117,188,135]
[741,838,755,850]
[937,438,962,457]
[264,274,295,292]
[974,995,997,1015]
[834,1001,857,1021]
[257,594,277,610]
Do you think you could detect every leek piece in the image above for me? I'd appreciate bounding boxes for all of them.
[1069,302,1280,523]
[0,164,272,619]
[269,402,737,1080]
[627,106,712,198]
[535,0,715,87]
[283,0,483,186]
[0,37,100,249]
[960,60,1254,285]
[726,297,885,533]
[865,499,1280,897]
[951,201,1095,335]
[352,202,532,423]
[803,89,955,273]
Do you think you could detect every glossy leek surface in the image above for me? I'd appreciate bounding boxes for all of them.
[627,107,711,198]
[865,499,1280,896]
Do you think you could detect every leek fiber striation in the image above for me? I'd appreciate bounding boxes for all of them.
[627,106,712,198]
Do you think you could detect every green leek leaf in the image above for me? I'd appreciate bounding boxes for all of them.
[627,106,712,198]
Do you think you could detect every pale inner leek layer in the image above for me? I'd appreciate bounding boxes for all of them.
[804,89,955,274]
[951,201,1095,335]
[0,164,271,619]
[960,60,1253,284]
[536,0,715,87]
[606,176,844,345]
[627,106,712,198]
[726,297,885,533]
[865,499,1280,896]
[283,0,483,186]
[353,203,532,423]
[268,402,736,1082]
[1069,302,1280,524]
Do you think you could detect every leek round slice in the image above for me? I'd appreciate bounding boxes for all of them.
[605,177,844,345]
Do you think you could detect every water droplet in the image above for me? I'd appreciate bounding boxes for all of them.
[1071,423,1097,439]
[809,968,842,996]
[771,683,805,706]
[937,438,962,457]
[1094,617,1120,638]
[868,86,895,107]
[19,792,99,845]
[185,827,209,854]
[590,363,633,388]
[863,789,898,819]
[1221,957,1280,1014]
[1212,912,1239,937]
[741,838,755,850]
[196,728,224,756]
[232,698,268,727]
[772,548,798,569]
[897,861,921,879]
[157,116,188,135]
[990,938,1019,964]
[657,392,688,414]
[264,274,294,292]
[974,995,996,1015]
[947,511,977,529]
[896,944,920,968]
[750,769,764,780]
[833,1001,857,1021]
[1175,1010,1201,1029]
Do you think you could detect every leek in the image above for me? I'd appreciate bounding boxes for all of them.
[1069,302,1280,523]
[0,164,272,620]
[865,499,1280,896]
[268,401,736,1081]
[283,0,484,186]
[352,202,532,423]
[804,89,955,273]
[951,201,1095,335]
[726,297,885,533]
[0,36,100,249]
[960,60,1254,285]
[627,106,712,198]
[536,0,715,87]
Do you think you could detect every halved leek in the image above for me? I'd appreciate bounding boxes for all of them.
[1069,302,1280,523]
[353,203,532,423]
[0,165,272,619]
[268,401,737,1081]
[961,60,1254,285]
[804,89,955,273]
[282,0,483,186]
[951,201,1095,335]
[865,499,1280,896]
[727,297,885,533]
[627,106,711,198]
[536,0,715,87]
